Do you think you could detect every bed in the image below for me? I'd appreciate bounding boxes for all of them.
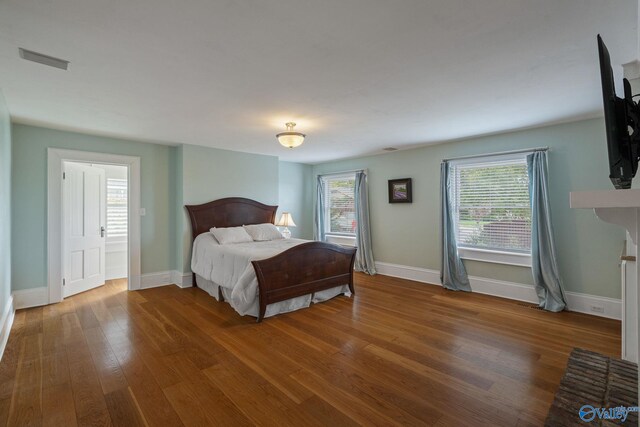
[185,197,356,321]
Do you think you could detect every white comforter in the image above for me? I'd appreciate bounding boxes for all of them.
[191,233,349,317]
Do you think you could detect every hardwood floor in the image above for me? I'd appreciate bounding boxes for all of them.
[0,273,621,426]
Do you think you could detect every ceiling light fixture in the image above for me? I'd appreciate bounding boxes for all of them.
[276,122,305,148]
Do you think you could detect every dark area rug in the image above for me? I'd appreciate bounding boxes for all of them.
[545,348,638,426]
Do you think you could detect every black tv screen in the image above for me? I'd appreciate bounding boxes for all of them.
[598,34,637,189]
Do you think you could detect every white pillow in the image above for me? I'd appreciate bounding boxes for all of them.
[209,226,253,245]
[243,223,284,241]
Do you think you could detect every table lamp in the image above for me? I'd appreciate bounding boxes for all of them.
[275,212,296,239]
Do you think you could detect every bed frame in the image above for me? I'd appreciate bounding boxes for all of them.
[185,197,356,322]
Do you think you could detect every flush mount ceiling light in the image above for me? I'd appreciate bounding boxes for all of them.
[19,48,70,70]
[276,122,305,148]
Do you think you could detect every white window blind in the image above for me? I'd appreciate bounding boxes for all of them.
[324,174,356,235]
[106,178,127,239]
[453,158,531,253]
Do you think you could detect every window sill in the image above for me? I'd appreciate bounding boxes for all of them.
[325,234,356,247]
[458,247,531,267]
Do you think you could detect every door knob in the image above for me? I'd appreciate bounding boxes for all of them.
[101,226,105,237]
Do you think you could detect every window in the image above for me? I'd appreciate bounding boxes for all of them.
[451,155,531,266]
[106,178,127,241]
[323,174,356,236]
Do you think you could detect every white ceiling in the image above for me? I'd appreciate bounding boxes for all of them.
[0,0,637,164]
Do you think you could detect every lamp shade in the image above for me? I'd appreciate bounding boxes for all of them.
[276,212,296,227]
[276,122,305,148]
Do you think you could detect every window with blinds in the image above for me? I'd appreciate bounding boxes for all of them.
[106,178,128,240]
[452,157,531,253]
[324,174,356,235]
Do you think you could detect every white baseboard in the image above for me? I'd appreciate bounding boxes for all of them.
[564,291,621,320]
[12,287,49,310]
[374,261,621,320]
[140,270,193,290]
[11,270,189,310]
[140,271,175,290]
[375,262,440,284]
[467,275,539,304]
[172,271,193,288]
[0,296,15,362]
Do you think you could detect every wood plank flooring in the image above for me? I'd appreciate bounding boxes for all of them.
[0,273,621,426]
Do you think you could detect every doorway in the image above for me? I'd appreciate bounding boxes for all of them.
[62,161,128,298]
[47,148,141,304]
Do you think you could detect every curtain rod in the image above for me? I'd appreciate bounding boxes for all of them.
[317,168,368,177]
[442,146,548,163]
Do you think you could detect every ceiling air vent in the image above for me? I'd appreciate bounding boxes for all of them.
[19,48,69,70]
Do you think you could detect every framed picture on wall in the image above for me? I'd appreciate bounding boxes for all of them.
[388,178,412,203]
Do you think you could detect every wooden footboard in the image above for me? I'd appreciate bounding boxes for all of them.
[251,242,356,322]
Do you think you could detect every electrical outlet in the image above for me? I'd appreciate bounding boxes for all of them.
[590,305,604,314]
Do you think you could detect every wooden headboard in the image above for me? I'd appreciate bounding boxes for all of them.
[185,197,278,241]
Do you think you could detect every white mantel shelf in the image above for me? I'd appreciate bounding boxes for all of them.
[570,189,640,209]
[570,189,640,245]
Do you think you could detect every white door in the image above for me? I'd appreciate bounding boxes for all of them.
[63,162,106,298]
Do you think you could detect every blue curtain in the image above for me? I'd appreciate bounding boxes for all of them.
[440,162,471,291]
[313,175,326,242]
[354,171,376,274]
[527,152,566,312]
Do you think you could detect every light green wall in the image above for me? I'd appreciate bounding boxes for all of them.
[0,90,11,315]
[313,118,624,299]
[11,124,175,290]
[278,161,313,240]
[10,124,307,286]
[12,118,618,299]
[178,144,280,272]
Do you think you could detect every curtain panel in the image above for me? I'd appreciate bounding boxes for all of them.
[527,152,567,312]
[313,175,326,242]
[354,171,376,274]
[440,161,471,291]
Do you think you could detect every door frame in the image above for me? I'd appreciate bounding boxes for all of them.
[48,148,141,303]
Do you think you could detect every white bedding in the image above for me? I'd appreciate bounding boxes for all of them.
[191,233,351,318]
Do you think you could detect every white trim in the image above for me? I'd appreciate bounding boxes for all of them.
[374,261,621,320]
[564,291,622,321]
[48,148,142,304]
[172,271,193,288]
[140,270,193,289]
[12,287,49,310]
[140,271,174,290]
[10,270,190,309]
[469,275,539,303]
[325,234,357,247]
[375,261,440,284]
[459,247,532,267]
[0,296,14,362]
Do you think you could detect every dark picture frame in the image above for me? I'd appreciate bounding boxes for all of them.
[388,178,412,203]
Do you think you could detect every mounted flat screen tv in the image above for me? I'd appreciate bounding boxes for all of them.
[597,34,640,189]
